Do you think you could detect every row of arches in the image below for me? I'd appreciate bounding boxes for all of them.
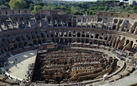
[0,29,136,58]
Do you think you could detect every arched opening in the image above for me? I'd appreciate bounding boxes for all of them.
[38,40,42,44]
[86,39,89,43]
[82,34,85,37]
[65,39,68,44]
[77,39,80,42]
[112,25,116,30]
[68,22,71,27]
[29,44,32,46]
[86,34,89,38]
[73,34,76,37]
[58,20,62,26]
[55,33,58,37]
[100,36,103,39]
[56,39,59,43]
[64,32,67,37]
[51,34,54,37]
[18,43,23,48]
[77,33,80,37]
[131,41,133,47]
[14,44,17,49]
[126,40,129,45]
[60,39,63,43]
[52,39,55,43]
[105,37,107,40]
[60,33,63,37]
[24,42,27,46]
[33,40,37,45]
[73,40,75,42]
[41,33,44,38]
[95,34,99,39]
[98,18,102,22]
[26,35,30,40]
[98,41,102,45]
[69,38,72,43]
[91,35,93,38]
[114,19,118,23]
[103,42,106,46]
[32,36,35,39]
[94,40,97,44]
[81,39,84,43]
[47,34,49,37]
[42,39,46,43]
[69,33,71,37]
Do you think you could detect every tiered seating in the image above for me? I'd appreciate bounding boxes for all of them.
[0,74,19,86]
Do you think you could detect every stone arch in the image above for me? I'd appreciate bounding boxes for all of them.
[52,39,55,43]
[14,44,17,49]
[42,39,46,43]
[51,33,54,37]
[131,41,133,47]
[86,33,89,38]
[65,39,68,43]
[126,40,129,45]
[33,40,37,45]
[69,32,71,37]
[38,39,42,44]
[41,33,45,38]
[77,39,80,42]
[86,39,89,43]
[69,38,72,43]
[95,34,99,39]
[81,39,84,43]
[77,32,81,37]
[24,41,27,46]
[82,34,85,37]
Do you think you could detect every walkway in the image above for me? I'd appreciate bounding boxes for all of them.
[99,70,137,86]
[4,50,37,81]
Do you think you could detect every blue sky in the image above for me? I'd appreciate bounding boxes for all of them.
[58,0,131,2]
[60,0,97,1]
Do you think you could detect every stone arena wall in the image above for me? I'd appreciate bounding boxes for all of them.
[0,9,137,65]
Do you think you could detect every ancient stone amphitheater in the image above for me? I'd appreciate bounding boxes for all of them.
[0,9,137,86]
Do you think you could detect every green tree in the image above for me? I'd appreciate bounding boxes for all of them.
[70,6,85,15]
[9,0,27,9]
[70,6,81,15]
[56,5,67,10]
[119,2,124,6]
[29,3,34,10]
[34,5,42,12]
[25,0,33,9]
[43,4,57,10]
[104,6,109,11]
[0,5,9,9]
[133,6,137,13]
[43,5,51,10]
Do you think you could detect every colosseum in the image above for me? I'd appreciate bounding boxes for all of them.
[0,9,137,86]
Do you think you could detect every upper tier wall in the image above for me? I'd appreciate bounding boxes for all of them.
[97,12,137,19]
[0,9,31,15]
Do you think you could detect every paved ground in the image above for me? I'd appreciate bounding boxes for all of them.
[4,50,37,81]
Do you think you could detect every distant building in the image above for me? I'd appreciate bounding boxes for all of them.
[42,0,61,4]
[129,0,137,6]
[97,0,119,1]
